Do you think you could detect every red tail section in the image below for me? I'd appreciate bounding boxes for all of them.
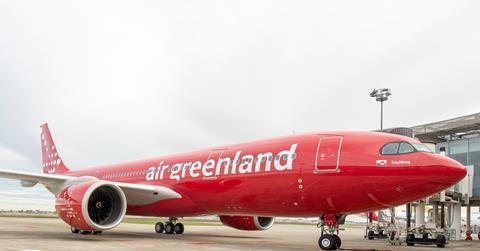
[41,123,70,174]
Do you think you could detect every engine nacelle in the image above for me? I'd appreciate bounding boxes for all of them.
[55,180,127,231]
[219,215,275,231]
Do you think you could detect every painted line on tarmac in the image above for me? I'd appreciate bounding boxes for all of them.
[190,242,212,245]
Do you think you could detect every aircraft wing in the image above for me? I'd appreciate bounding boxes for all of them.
[0,169,181,206]
[0,169,73,186]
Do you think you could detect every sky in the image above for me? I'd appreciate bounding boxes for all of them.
[0,0,479,210]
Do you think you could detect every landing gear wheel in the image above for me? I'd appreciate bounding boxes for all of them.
[333,234,341,248]
[80,230,92,235]
[406,233,415,246]
[174,223,184,234]
[155,222,165,233]
[436,234,446,248]
[165,222,175,234]
[93,231,102,235]
[70,226,80,234]
[318,234,336,250]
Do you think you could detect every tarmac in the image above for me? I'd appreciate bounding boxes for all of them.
[0,217,479,251]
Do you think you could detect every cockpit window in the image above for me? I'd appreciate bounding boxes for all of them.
[411,143,433,153]
[381,141,433,155]
[381,143,400,155]
[399,142,415,154]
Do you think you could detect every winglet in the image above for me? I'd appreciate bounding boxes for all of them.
[40,123,70,174]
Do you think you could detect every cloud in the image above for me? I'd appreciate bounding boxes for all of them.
[0,145,34,164]
[0,0,480,210]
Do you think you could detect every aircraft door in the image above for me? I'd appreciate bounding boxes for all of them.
[315,135,343,172]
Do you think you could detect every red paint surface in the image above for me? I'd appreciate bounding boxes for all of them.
[44,126,465,221]
[219,215,260,230]
[55,180,98,231]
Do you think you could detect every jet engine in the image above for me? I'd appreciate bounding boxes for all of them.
[219,215,275,231]
[55,180,127,231]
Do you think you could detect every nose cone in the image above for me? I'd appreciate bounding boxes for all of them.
[435,155,467,186]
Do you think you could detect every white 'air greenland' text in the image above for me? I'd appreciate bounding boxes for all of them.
[145,144,298,181]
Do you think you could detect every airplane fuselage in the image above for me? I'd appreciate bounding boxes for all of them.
[64,131,465,218]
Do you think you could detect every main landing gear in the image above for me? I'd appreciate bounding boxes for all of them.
[317,214,345,250]
[70,226,102,235]
[155,218,184,235]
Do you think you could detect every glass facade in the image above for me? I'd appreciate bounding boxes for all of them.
[436,137,480,197]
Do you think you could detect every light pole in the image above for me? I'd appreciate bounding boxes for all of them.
[369,88,392,131]
[368,88,392,228]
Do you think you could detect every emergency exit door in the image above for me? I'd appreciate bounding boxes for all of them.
[315,136,343,172]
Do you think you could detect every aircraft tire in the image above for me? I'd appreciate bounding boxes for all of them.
[155,222,165,233]
[174,223,184,234]
[165,222,175,234]
[318,234,336,250]
[333,234,341,248]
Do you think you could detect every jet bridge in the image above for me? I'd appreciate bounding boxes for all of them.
[381,113,480,243]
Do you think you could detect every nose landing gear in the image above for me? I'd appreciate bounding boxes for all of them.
[155,218,185,235]
[317,214,345,250]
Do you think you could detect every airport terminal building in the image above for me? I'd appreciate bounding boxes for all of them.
[411,113,480,204]
[381,113,480,240]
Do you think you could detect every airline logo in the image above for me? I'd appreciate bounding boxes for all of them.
[146,144,298,181]
[376,160,387,166]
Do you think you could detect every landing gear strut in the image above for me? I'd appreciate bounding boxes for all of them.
[155,218,184,235]
[317,214,345,250]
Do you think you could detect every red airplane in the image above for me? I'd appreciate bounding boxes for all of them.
[0,124,466,250]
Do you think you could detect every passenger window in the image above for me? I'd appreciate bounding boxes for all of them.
[381,143,400,155]
[399,143,415,154]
